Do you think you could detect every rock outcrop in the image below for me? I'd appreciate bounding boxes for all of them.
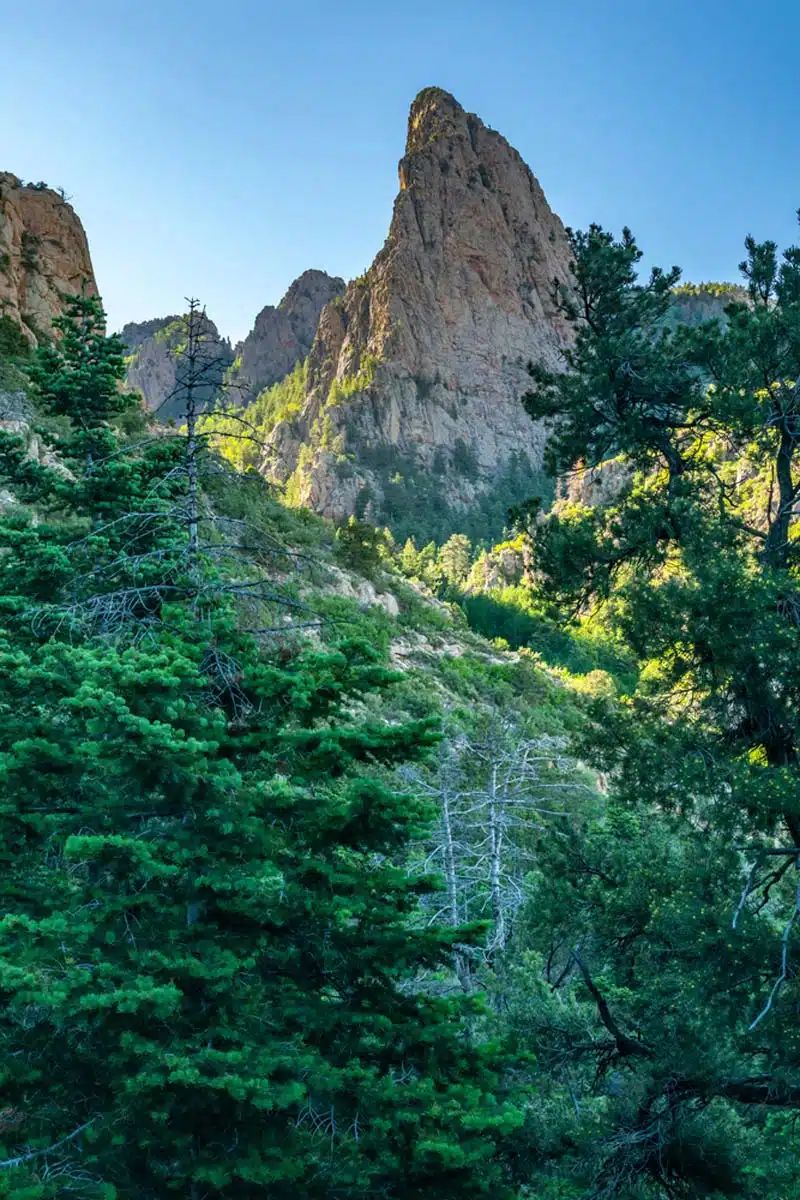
[226,269,345,406]
[121,313,234,421]
[465,538,530,593]
[0,174,97,343]
[262,87,573,538]
[666,283,748,330]
[118,315,180,356]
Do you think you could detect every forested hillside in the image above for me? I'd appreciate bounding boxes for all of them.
[1,204,800,1198]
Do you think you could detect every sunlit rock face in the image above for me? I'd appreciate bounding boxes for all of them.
[0,173,97,343]
[261,87,573,527]
[226,269,345,406]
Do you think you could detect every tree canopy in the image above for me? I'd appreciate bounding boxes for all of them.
[514,213,800,1195]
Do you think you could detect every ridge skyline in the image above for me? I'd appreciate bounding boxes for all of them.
[4,0,798,343]
[102,84,740,353]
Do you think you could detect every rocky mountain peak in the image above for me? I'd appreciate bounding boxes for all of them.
[0,173,97,344]
[404,87,466,156]
[119,268,344,420]
[226,269,344,406]
[280,268,343,313]
[262,88,574,542]
[121,311,233,421]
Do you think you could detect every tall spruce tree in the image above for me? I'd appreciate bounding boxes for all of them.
[0,299,521,1198]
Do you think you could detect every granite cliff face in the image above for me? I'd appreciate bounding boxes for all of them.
[263,87,573,533]
[121,313,234,421]
[226,269,345,405]
[0,174,97,342]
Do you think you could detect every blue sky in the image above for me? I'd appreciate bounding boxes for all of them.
[2,0,798,342]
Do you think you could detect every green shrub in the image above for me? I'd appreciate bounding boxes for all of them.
[0,314,31,359]
[326,352,380,408]
[334,516,390,577]
[20,231,40,271]
[452,437,479,479]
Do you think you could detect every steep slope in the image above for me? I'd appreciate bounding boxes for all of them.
[0,174,97,343]
[121,312,234,420]
[225,269,345,406]
[262,87,573,540]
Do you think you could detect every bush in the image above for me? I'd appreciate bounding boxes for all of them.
[452,437,479,479]
[0,314,31,359]
[459,587,636,687]
[334,515,389,577]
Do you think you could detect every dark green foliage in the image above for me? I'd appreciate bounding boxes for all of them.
[27,294,129,429]
[20,232,40,272]
[514,213,800,1196]
[334,515,390,576]
[524,222,689,477]
[0,294,191,633]
[451,438,479,479]
[0,315,30,360]
[363,446,553,546]
[0,623,523,1198]
[0,296,521,1198]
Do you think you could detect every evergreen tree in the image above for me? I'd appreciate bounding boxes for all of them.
[415,542,441,591]
[0,315,31,362]
[334,516,389,576]
[0,299,521,1198]
[515,215,800,1196]
[437,534,471,590]
[399,537,421,577]
[0,293,189,630]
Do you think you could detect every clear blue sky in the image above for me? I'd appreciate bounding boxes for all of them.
[2,0,798,342]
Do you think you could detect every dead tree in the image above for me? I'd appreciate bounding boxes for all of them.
[38,298,324,655]
[403,716,590,994]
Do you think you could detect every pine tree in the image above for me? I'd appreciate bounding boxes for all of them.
[516,215,800,1195]
[0,293,189,630]
[399,537,421,577]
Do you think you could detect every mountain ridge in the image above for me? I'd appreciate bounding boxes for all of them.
[225,268,345,406]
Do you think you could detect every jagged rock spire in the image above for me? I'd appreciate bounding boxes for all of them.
[405,87,466,155]
[262,87,573,541]
[226,269,345,406]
